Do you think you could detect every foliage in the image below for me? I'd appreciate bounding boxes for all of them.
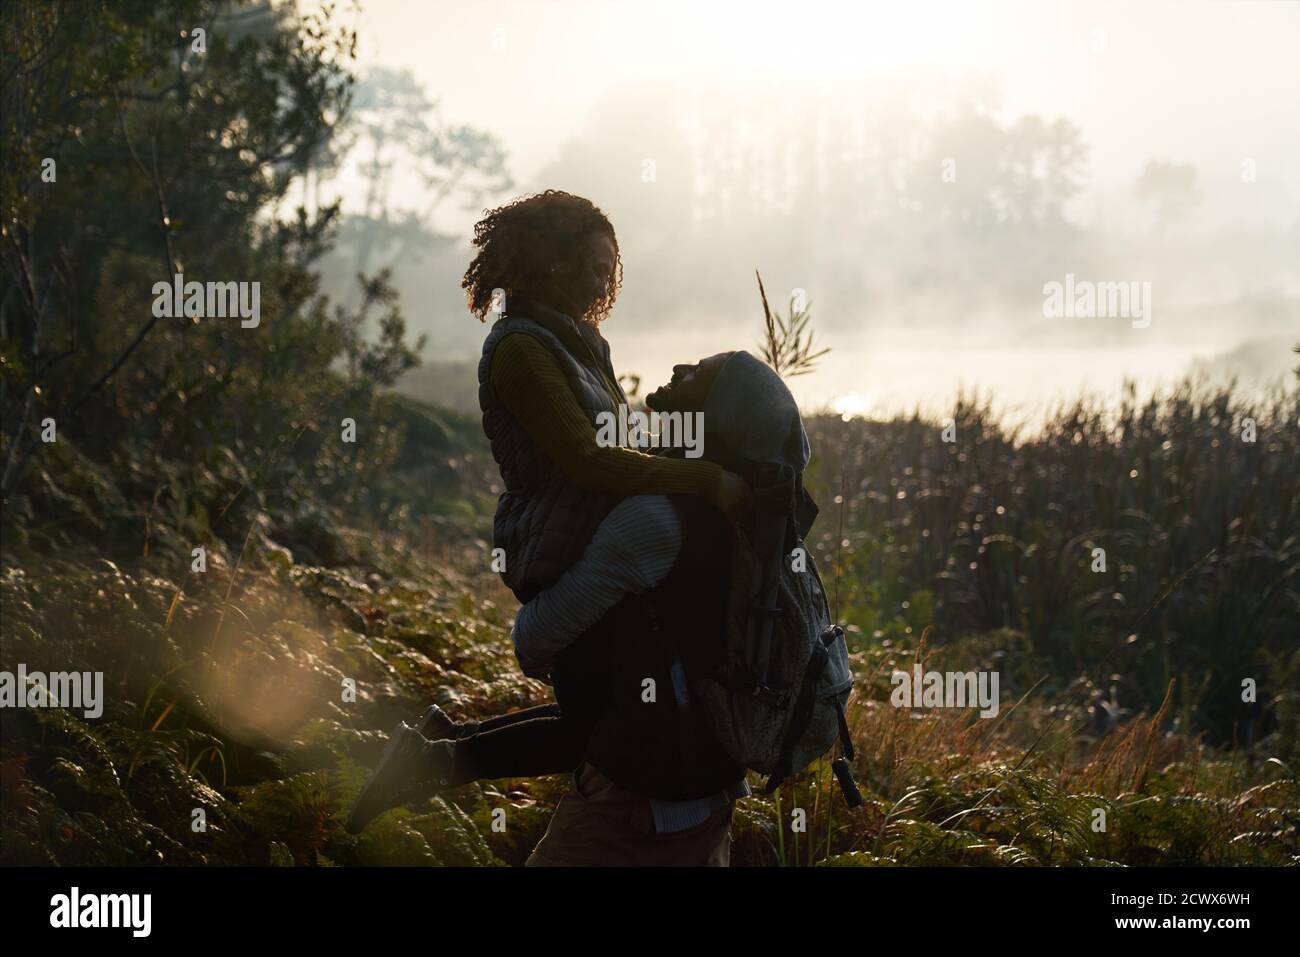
[802,381,1299,748]
[755,270,829,378]
[4,387,1296,866]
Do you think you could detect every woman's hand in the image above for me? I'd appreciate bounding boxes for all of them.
[520,658,554,684]
[714,470,754,526]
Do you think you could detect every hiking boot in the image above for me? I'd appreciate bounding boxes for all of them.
[345,722,455,834]
[418,704,459,740]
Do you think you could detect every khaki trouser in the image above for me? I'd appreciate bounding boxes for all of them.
[526,762,733,867]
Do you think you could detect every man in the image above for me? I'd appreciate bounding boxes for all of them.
[519,350,814,865]
[348,352,814,867]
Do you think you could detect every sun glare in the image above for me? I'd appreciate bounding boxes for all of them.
[675,0,984,80]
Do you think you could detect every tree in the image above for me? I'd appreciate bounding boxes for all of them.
[0,0,421,530]
[333,67,512,282]
[1134,160,1201,231]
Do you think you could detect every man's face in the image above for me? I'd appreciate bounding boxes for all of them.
[645,353,731,412]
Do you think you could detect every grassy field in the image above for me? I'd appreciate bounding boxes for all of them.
[2,383,1296,866]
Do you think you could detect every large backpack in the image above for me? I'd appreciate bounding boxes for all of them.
[694,462,863,805]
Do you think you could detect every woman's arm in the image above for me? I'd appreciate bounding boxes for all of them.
[490,332,723,499]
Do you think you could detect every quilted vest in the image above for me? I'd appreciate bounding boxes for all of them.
[477,297,629,602]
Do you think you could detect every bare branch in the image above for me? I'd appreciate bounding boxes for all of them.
[66,93,179,416]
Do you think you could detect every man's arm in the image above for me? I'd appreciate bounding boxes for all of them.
[512,495,681,678]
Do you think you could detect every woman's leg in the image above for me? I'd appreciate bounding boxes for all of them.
[347,707,586,833]
[450,710,591,785]
[419,701,560,741]
[455,703,562,737]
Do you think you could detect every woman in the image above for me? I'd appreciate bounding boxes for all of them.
[466,190,752,599]
[346,191,750,832]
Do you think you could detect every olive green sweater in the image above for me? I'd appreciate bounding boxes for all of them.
[489,333,722,499]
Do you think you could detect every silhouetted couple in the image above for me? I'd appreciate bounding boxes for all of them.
[347,191,813,866]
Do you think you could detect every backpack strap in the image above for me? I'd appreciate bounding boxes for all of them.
[831,695,864,808]
[746,463,797,686]
[637,590,713,781]
[761,627,833,793]
[638,592,690,712]
[762,625,864,808]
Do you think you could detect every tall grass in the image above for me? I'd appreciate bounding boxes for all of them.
[3,375,1295,866]
[801,378,1299,750]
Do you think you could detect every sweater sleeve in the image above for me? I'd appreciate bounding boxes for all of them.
[489,332,722,499]
[512,495,682,676]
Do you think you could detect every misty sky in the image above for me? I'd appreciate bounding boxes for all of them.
[311,0,1300,423]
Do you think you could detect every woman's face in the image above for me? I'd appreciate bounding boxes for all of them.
[549,231,616,320]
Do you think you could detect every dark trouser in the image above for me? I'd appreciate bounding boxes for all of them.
[449,704,592,784]
[525,762,733,867]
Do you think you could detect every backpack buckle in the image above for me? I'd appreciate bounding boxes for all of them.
[749,682,789,710]
[723,671,789,709]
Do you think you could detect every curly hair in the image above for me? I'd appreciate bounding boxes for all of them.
[461,190,623,325]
